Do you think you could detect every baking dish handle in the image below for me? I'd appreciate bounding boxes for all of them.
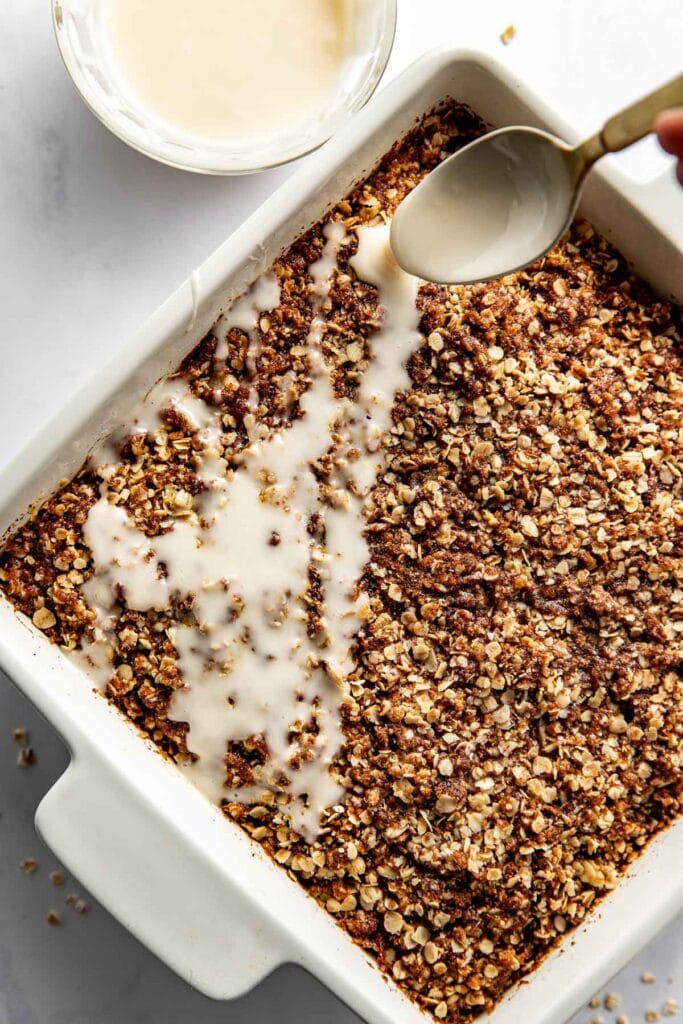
[35,753,289,1000]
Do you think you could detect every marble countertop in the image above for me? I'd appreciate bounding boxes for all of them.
[1,1,681,1021]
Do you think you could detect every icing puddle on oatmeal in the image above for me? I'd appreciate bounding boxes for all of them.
[73,223,422,840]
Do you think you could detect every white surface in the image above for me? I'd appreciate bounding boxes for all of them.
[0,1,681,1022]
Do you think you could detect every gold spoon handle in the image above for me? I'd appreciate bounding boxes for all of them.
[600,73,683,152]
[573,73,683,175]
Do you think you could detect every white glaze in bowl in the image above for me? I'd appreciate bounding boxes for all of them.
[52,0,397,174]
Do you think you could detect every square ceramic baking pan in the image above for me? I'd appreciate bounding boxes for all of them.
[1,49,682,1024]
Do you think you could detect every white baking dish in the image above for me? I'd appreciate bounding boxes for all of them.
[1,49,682,1024]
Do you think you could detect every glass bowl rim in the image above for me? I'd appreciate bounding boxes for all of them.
[51,0,398,175]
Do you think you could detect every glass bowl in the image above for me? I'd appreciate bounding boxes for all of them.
[52,0,397,175]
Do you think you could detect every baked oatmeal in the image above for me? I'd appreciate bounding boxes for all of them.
[1,101,682,1022]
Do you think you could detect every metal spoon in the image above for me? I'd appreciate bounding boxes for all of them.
[390,74,683,285]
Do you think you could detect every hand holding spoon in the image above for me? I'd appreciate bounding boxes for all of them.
[390,74,683,285]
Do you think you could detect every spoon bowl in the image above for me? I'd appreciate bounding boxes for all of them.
[390,73,683,285]
[390,127,578,284]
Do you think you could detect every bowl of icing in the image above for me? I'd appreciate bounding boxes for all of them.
[52,0,397,174]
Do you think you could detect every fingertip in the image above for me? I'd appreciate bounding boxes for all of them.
[655,107,683,156]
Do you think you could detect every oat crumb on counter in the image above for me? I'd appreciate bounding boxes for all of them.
[65,894,90,915]
[16,747,36,768]
[50,870,65,887]
[12,727,27,744]
[500,24,516,44]
[20,858,38,875]
[46,910,61,927]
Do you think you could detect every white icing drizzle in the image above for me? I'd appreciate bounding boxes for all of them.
[83,501,169,612]
[143,372,222,442]
[75,221,422,840]
[107,273,281,451]
[187,269,201,332]
[69,634,116,692]
[214,273,281,433]
[312,225,425,681]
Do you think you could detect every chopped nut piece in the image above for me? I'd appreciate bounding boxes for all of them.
[46,910,61,927]
[20,858,38,875]
[50,871,65,887]
[12,727,27,744]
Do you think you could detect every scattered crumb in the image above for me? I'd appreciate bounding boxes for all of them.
[50,870,65,887]
[592,1016,606,1024]
[663,1000,679,1018]
[590,998,602,1009]
[646,1013,661,1023]
[46,910,61,927]
[606,994,622,1011]
[12,727,27,744]
[500,24,516,45]
[65,894,89,915]
[643,974,657,985]
[16,747,36,768]
[20,858,38,875]
[617,1015,630,1024]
